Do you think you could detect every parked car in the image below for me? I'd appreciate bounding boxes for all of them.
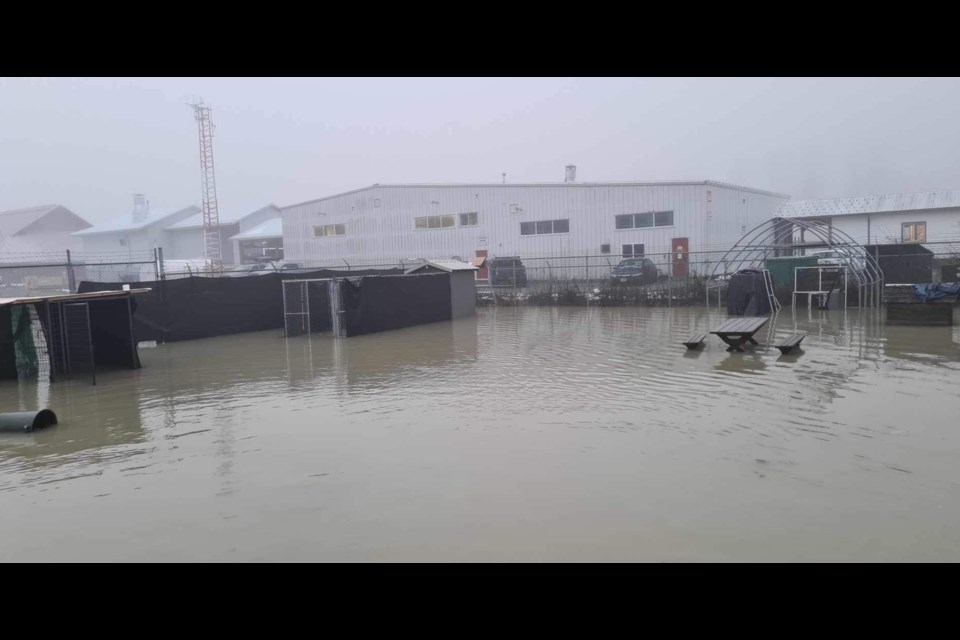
[226,263,273,277]
[489,257,528,287]
[227,261,306,277]
[610,258,659,285]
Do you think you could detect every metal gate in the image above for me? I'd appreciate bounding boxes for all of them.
[282,278,344,338]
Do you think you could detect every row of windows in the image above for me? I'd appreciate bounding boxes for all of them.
[615,211,674,230]
[520,219,570,235]
[414,212,479,230]
[313,224,345,237]
[313,211,676,239]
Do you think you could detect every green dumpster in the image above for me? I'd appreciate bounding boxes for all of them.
[764,256,820,289]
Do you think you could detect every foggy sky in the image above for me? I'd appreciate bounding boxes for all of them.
[2,77,959,223]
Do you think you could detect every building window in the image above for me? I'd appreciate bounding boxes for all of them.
[415,215,455,230]
[459,212,478,226]
[615,211,674,230]
[600,244,611,254]
[902,221,926,243]
[622,244,645,258]
[313,224,345,237]
[520,219,570,236]
[654,211,674,227]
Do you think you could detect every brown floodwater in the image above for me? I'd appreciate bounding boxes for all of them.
[1,306,959,562]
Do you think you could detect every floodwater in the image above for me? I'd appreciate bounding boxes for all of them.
[2,306,959,562]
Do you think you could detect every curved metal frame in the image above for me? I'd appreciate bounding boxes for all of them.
[708,217,884,308]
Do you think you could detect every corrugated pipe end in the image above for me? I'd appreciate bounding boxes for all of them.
[0,409,59,434]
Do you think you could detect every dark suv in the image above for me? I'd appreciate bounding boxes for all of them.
[610,258,659,285]
[489,257,528,287]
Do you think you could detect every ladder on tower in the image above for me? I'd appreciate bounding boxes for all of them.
[762,268,781,314]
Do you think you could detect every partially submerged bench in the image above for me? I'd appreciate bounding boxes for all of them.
[710,317,768,352]
[683,333,707,349]
[773,333,805,354]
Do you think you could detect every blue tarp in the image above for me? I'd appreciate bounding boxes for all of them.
[913,282,960,302]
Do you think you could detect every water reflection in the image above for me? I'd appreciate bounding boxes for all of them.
[1,306,959,561]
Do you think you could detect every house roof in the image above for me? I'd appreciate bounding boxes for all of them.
[167,204,279,230]
[73,205,200,236]
[404,259,477,274]
[283,180,790,209]
[0,205,61,237]
[778,189,960,218]
[228,218,283,240]
[0,204,91,237]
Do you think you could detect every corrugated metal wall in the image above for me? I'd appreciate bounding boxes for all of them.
[281,183,788,265]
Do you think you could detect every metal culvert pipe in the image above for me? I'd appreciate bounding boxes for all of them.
[0,410,58,434]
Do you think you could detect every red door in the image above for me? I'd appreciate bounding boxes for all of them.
[475,250,489,280]
[671,238,689,278]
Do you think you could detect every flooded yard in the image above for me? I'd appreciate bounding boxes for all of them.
[2,306,959,562]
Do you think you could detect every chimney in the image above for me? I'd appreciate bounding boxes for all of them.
[132,194,149,223]
[133,193,150,222]
[565,165,576,183]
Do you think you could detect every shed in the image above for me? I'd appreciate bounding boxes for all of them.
[0,289,149,384]
[404,260,478,319]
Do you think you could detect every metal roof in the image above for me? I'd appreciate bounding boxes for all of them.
[778,189,960,218]
[0,204,91,237]
[167,204,279,230]
[73,205,199,236]
[404,259,477,274]
[283,180,790,210]
[228,218,283,240]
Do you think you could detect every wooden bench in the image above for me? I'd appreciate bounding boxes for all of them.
[773,333,805,354]
[683,333,707,349]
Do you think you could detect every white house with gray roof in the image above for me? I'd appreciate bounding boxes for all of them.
[777,189,960,247]
[73,196,281,264]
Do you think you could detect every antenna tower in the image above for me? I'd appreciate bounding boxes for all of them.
[189,98,222,266]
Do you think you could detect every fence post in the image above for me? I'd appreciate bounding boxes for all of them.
[157,247,165,281]
[66,250,77,293]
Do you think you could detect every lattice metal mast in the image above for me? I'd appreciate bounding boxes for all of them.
[190,98,221,265]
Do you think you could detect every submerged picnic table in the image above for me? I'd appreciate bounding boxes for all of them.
[711,317,768,352]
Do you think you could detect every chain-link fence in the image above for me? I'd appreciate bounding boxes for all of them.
[0,250,159,297]
[4,240,959,308]
[473,241,960,307]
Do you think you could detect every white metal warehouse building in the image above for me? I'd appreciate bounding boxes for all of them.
[280,177,789,273]
[777,189,960,246]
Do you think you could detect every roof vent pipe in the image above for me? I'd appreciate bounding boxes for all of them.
[565,165,576,183]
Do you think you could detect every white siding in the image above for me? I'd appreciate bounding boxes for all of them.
[281,183,787,266]
[827,208,960,245]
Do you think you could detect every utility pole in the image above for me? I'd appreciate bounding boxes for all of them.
[189,98,222,267]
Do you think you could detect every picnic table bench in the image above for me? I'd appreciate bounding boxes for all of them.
[710,317,768,352]
[773,333,805,354]
[683,333,707,349]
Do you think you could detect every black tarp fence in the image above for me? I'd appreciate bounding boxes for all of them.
[0,306,17,380]
[866,244,934,284]
[340,273,452,337]
[78,268,404,344]
[726,269,772,316]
